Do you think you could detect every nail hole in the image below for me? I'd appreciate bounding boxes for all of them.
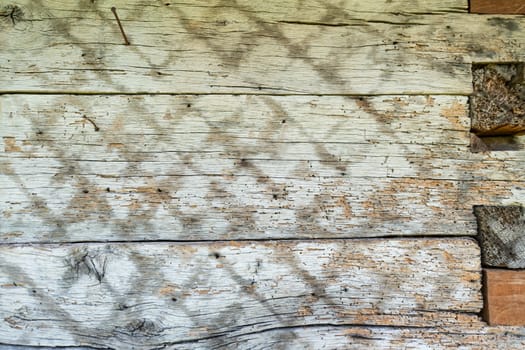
[82,189,89,194]
[118,303,129,310]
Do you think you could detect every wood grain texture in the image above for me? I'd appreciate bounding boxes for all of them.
[1,94,524,242]
[156,325,525,350]
[484,269,525,326]
[1,325,525,349]
[470,0,525,14]
[474,206,525,268]
[0,239,482,348]
[1,1,524,94]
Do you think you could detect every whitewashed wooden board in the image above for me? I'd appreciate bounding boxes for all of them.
[1,94,523,242]
[0,239,482,348]
[1,325,525,349]
[1,0,524,94]
[168,325,525,350]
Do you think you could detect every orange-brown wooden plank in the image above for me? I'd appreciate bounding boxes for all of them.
[483,269,525,325]
[470,0,525,14]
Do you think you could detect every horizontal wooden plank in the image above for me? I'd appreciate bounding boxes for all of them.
[470,0,525,14]
[2,174,523,242]
[165,324,525,349]
[1,1,524,94]
[0,239,482,348]
[484,269,525,326]
[1,94,524,242]
[1,324,525,349]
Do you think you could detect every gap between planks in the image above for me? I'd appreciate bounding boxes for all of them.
[0,235,481,246]
[0,91,476,96]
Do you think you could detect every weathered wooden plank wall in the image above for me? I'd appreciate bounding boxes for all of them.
[1,0,524,348]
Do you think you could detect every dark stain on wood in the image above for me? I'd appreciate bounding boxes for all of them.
[64,247,109,283]
[118,318,159,337]
[0,4,25,26]
[487,17,520,32]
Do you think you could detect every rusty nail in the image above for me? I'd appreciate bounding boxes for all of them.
[83,115,100,132]
[111,6,130,45]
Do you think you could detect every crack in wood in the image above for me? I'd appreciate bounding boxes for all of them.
[0,4,24,26]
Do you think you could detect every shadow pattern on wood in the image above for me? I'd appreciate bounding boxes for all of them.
[2,1,524,94]
[0,239,482,348]
[2,95,524,242]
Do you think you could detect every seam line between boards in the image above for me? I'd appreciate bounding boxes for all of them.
[0,235,479,246]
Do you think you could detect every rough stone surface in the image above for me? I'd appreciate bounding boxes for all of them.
[471,63,525,136]
[474,205,525,268]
